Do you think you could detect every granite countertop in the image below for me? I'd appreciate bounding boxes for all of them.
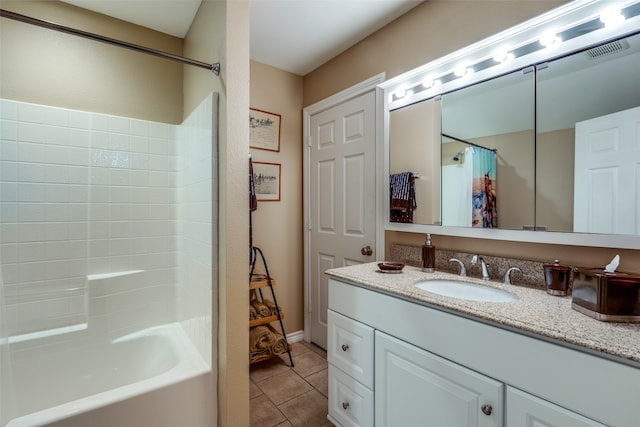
[325,262,640,366]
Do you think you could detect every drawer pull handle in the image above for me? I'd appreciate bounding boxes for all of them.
[342,401,350,410]
[341,344,349,351]
[481,404,492,416]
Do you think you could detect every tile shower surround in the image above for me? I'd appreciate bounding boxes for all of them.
[0,99,214,360]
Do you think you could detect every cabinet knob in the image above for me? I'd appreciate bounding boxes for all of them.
[341,344,349,351]
[481,404,493,416]
[342,401,350,410]
[361,246,373,256]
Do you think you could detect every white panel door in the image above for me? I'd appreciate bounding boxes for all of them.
[506,387,607,427]
[574,106,640,234]
[375,331,503,427]
[308,90,376,349]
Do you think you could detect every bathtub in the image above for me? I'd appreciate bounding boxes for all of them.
[6,323,211,427]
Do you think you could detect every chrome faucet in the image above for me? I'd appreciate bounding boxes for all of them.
[504,267,522,285]
[471,255,490,280]
[449,258,466,277]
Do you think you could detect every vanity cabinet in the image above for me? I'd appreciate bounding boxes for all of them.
[375,331,502,427]
[327,277,639,427]
[327,310,374,427]
[506,387,606,427]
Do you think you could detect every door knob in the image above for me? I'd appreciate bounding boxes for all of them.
[342,401,350,410]
[341,344,349,351]
[361,245,373,256]
[481,404,493,416]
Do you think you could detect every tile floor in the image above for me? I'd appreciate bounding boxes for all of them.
[250,341,335,427]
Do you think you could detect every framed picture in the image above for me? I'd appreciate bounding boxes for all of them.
[250,108,281,152]
[253,162,281,201]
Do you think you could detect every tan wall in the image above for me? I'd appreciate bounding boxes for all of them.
[0,0,183,123]
[305,0,640,275]
[250,61,304,335]
[303,0,568,107]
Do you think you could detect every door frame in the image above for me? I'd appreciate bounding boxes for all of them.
[302,73,386,342]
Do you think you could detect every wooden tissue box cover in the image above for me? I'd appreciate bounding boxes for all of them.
[572,268,640,322]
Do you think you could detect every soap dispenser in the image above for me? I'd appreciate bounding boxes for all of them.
[422,233,436,273]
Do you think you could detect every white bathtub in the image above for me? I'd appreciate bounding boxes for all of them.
[6,323,211,427]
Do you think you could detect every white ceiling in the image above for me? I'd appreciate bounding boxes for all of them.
[61,0,423,76]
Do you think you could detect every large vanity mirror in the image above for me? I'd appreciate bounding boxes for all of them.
[536,31,640,234]
[383,0,640,248]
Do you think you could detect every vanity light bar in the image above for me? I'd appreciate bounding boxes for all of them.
[388,0,640,105]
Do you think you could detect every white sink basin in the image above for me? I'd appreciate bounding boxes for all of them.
[414,280,518,302]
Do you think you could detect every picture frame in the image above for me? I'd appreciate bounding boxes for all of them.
[250,108,281,152]
[253,162,281,202]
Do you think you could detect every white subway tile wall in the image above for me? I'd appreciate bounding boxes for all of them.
[176,93,217,366]
[0,97,215,359]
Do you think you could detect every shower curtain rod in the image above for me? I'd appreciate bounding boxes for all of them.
[441,133,497,152]
[0,9,221,75]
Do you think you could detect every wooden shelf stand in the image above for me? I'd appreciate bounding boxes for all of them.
[249,248,294,367]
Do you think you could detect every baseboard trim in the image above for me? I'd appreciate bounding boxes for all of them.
[286,330,304,343]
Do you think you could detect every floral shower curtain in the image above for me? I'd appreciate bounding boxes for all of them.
[470,147,498,228]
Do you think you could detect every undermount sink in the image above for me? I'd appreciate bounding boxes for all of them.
[414,280,518,302]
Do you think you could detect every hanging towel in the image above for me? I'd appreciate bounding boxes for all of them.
[390,172,417,223]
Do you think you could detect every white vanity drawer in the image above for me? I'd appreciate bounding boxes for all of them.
[328,364,374,427]
[327,310,374,388]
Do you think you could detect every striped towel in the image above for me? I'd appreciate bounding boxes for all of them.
[390,172,416,223]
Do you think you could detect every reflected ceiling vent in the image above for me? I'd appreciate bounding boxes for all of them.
[584,39,629,59]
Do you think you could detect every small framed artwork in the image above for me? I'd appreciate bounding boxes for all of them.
[250,108,281,152]
[253,162,281,202]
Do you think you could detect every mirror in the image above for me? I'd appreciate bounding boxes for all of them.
[441,69,534,230]
[388,30,640,237]
[536,31,640,234]
[389,99,441,225]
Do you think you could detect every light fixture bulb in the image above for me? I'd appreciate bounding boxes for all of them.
[600,6,625,27]
[421,76,440,89]
[394,86,407,99]
[492,48,514,64]
[454,65,469,77]
[540,31,562,48]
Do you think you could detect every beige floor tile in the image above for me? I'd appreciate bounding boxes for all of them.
[307,342,327,359]
[250,379,263,399]
[250,394,286,427]
[292,349,328,378]
[305,368,328,398]
[256,369,313,406]
[274,422,294,427]
[291,341,313,355]
[250,356,291,382]
[278,341,310,366]
[278,389,330,427]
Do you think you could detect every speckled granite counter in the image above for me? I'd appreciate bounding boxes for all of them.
[325,262,640,366]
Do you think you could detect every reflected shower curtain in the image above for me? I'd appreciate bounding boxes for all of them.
[471,147,498,228]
